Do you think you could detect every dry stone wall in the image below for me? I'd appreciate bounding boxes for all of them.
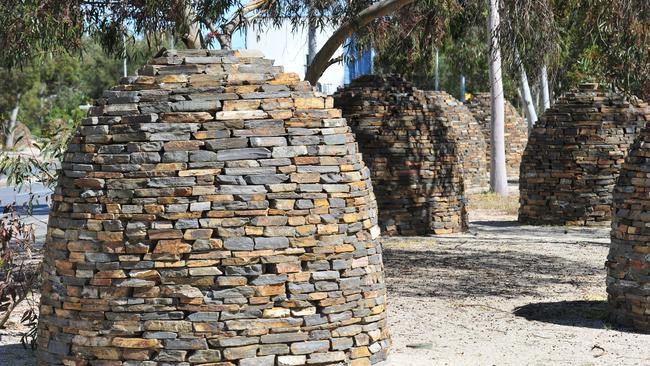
[422,91,489,193]
[334,75,469,235]
[608,124,650,330]
[36,49,389,366]
[519,84,650,226]
[467,92,528,181]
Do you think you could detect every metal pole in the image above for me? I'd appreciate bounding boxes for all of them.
[434,49,439,91]
[460,74,465,102]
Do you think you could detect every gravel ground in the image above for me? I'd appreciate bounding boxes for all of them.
[385,209,650,366]
[2,207,650,365]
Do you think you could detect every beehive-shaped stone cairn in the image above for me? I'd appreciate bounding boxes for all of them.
[466,92,528,181]
[36,49,389,366]
[608,124,650,330]
[519,83,650,225]
[333,75,469,235]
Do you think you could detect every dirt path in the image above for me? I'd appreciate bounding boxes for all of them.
[2,209,650,365]
[385,210,650,366]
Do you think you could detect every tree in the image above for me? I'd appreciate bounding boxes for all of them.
[0,69,36,148]
[516,51,538,132]
[540,65,550,110]
[488,0,508,195]
[304,0,417,84]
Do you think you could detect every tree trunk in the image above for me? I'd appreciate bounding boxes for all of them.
[182,5,202,49]
[304,0,416,85]
[307,11,317,64]
[217,0,269,50]
[488,0,508,196]
[5,93,20,150]
[122,33,128,77]
[517,59,538,133]
[460,74,466,102]
[434,49,439,91]
[540,64,550,111]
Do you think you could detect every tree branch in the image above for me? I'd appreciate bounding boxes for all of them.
[219,0,270,50]
[305,0,416,85]
[326,55,344,68]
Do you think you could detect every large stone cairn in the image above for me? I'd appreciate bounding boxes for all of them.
[466,92,528,181]
[519,83,650,225]
[422,91,489,193]
[334,75,468,235]
[36,49,389,366]
[608,124,650,330]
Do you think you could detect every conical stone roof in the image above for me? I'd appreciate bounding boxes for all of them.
[36,49,389,365]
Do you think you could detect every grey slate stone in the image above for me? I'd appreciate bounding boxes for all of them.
[254,237,289,250]
[223,237,254,250]
[216,148,272,161]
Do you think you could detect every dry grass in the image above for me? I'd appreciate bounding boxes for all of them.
[467,192,519,215]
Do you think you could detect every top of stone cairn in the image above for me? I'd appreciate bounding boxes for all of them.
[108,48,313,98]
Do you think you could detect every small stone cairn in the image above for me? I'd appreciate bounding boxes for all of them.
[334,75,469,235]
[607,124,650,330]
[519,83,650,225]
[36,49,389,366]
[466,92,528,181]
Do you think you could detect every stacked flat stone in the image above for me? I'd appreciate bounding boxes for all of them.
[466,92,528,181]
[333,75,468,235]
[607,125,650,330]
[36,49,389,366]
[519,83,650,225]
[422,91,489,193]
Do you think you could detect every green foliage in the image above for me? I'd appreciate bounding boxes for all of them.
[0,38,152,140]
[0,114,79,215]
[372,1,520,102]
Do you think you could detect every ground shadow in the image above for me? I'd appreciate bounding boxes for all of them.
[383,246,601,299]
[513,300,650,335]
[472,220,522,228]
[513,300,609,329]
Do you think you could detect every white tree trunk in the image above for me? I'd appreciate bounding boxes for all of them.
[5,93,20,149]
[307,13,317,64]
[517,53,538,133]
[434,49,439,91]
[182,5,202,49]
[122,33,128,77]
[488,0,508,196]
[540,64,550,111]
